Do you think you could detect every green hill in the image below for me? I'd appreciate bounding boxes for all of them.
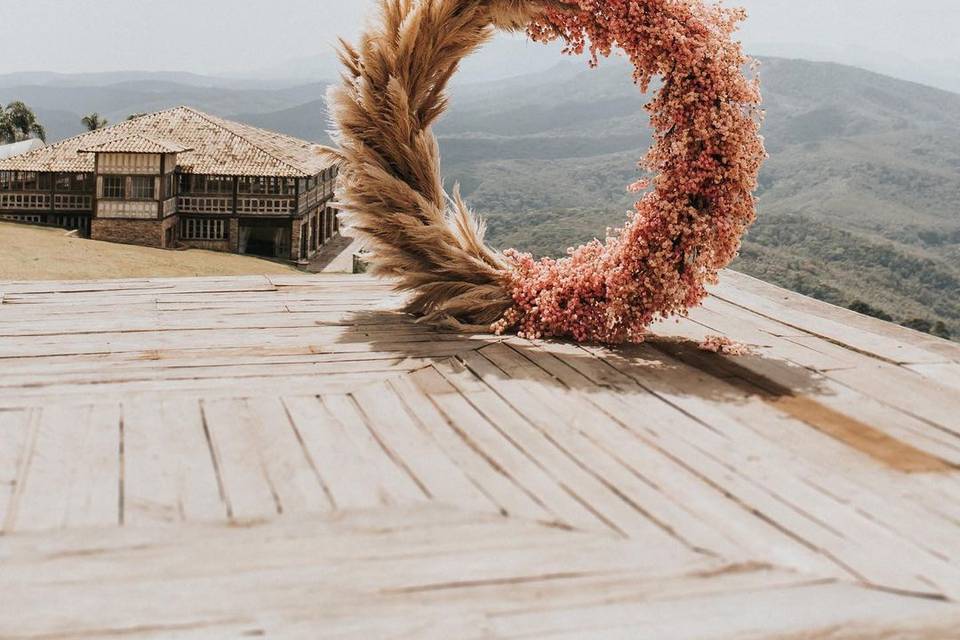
[6,57,958,339]
[432,57,960,340]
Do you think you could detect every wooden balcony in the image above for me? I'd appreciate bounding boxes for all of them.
[176,195,296,216]
[296,184,333,213]
[0,193,50,210]
[0,192,94,212]
[53,194,93,211]
[177,195,233,214]
[238,196,295,215]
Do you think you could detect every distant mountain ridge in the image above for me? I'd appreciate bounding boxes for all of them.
[0,80,329,142]
[2,56,957,338]
[428,56,960,339]
[229,100,331,145]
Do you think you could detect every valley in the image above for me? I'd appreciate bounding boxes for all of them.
[3,54,958,339]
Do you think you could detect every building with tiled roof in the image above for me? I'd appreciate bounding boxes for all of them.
[0,106,340,262]
[79,134,192,155]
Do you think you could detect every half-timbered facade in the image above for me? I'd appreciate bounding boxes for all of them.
[0,106,340,263]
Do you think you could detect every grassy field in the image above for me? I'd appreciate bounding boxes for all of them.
[0,222,299,281]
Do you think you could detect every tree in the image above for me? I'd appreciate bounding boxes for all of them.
[0,101,46,143]
[848,300,893,322]
[902,318,933,334]
[932,321,952,341]
[81,113,109,131]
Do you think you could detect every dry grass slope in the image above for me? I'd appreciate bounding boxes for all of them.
[0,222,297,281]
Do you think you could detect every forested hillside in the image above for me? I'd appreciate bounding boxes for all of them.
[435,57,960,340]
[4,56,957,338]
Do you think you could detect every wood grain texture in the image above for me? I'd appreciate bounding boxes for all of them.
[1,271,959,636]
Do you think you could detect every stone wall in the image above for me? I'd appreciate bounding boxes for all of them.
[229,218,240,253]
[161,215,177,248]
[291,218,303,262]
[91,218,166,248]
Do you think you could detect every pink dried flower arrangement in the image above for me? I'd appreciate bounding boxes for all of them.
[328,0,765,345]
[493,0,766,343]
[699,335,756,356]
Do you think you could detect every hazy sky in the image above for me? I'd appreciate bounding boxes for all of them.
[1,0,958,77]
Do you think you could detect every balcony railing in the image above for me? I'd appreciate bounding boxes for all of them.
[0,192,96,212]
[53,194,93,211]
[238,196,295,215]
[296,185,334,214]
[0,193,50,210]
[178,195,232,214]
[176,195,296,215]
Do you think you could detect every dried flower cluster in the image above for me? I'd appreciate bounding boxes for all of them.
[699,335,755,356]
[494,0,766,342]
[327,0,765,344]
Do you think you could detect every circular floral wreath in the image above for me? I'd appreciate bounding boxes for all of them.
[325,0,765,344]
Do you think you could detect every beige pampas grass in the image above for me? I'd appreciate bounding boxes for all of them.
[322,0,561,327]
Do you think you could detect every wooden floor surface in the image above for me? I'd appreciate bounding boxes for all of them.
[1,271,959,638]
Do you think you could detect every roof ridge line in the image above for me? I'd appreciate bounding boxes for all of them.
[7,105,186,156]
[180,106,311,177]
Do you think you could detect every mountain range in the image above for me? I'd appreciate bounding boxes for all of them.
[2,55,958,339]
[435,57,960,340]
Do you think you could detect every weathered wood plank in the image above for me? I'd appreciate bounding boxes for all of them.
[567,341,960,596]
[490,581,960,639]
[3,505,959,640]
[287,394,426,509]
[200,398,280,521]
[242,396,333,515]
[711,272,953,364]
[0,409,33,530]
[0,506,717,639]
[350,382,500,515]
[122,398,226,526]
[496,340,852,580]
[8,405,120,532]
[395,368,554,522]
[455,348,699,551]
[719,270,960,362]
[2,272,959,636]
[907,362,960,391]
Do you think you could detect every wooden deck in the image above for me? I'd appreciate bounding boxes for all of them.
[1,270,959,638]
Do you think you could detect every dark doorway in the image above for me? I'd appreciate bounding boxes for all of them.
[240,221,290,259]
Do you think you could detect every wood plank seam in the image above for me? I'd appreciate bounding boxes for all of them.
[513,342,873,583]
[346,392,433,500]
[392,370,557,521]
[197,400,233,521]
[1,408,39,533]
[712,292,949,367]
[279,397,338,510]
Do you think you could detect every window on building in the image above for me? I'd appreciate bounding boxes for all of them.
[131,176,155,200]
[252,177,267,194]
[102,176,124,199]
[73,173,94,193]
[209,176,233,194]
[179,217,228,241]
[55,174,71,191]
[163,174,176,199]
